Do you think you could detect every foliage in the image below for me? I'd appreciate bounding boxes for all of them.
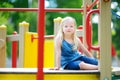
[111,0,120,57]
[0,2,14,57]
[46,0,83,34]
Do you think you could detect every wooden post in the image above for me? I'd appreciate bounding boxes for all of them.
[54,17,62,36]
[53,17,62,67]
[82,0,92,48]
[18,21,29,68]
[99,0,111,80]
[0,25,6,67]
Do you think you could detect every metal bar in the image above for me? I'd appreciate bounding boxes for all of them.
[31,35,54,42]
[12,31,18,68]
[87,0,99,11]
[86,9,100,51]
[37,0,44,80]
[31,31,83,42]
[0,8,83,12]
[0,8,38,12]
[44,35,54,39]
[45,8,83,12]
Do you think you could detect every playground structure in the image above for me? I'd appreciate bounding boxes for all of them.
[0,0,120,80]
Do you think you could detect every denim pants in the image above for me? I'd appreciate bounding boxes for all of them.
[65,56,98,70]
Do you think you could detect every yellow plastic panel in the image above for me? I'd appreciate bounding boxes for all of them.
[0,74,36,80]
[44,39,54,68]
[24,32,38,68]
[24,32,54,68]
[44,74,99,80]
[0,73,99,80]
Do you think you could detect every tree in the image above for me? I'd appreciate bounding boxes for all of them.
[111,0,120,57]
[46,0,83,35]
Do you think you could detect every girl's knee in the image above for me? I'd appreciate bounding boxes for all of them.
[79,62,85,69]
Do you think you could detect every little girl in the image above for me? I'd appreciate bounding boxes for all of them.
[54,16,98,70]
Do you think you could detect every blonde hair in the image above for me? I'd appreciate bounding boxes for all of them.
[55,16,78,50]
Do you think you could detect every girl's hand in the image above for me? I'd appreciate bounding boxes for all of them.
[49,67,60,70]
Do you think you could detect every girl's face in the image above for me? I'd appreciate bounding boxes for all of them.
[62,20,75,36]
